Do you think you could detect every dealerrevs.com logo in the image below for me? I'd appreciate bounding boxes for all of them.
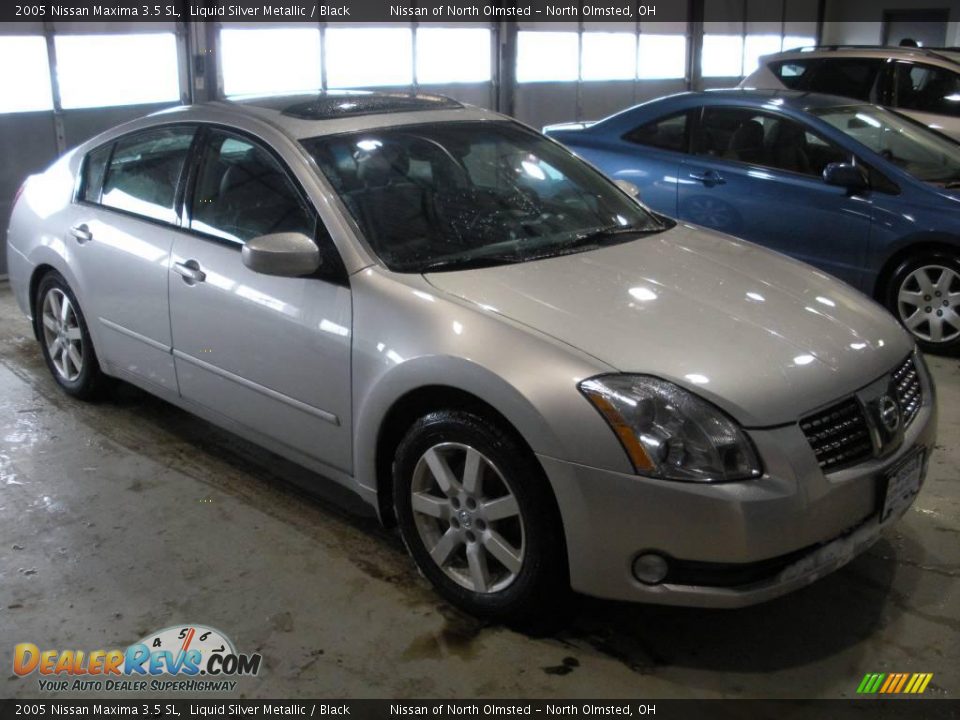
[13,624,262,693]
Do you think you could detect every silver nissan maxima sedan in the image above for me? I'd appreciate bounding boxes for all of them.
[6,92,937,625]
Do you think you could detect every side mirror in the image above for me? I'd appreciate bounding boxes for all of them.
[614,179,642,200]
[241,232,320,277]
[823,162,869,191]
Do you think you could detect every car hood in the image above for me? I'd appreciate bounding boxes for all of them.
[424,223,913,427]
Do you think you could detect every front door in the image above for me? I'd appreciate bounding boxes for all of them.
[677,105,873,288]
[168,128,353,472]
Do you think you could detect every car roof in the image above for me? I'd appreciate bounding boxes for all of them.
[672,88,868,111]
[151,91,501,140]
[768,45,960,68]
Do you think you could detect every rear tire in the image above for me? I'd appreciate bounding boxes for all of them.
[885,250,960,355]
[35,272,107,400]
[393,409,570,631]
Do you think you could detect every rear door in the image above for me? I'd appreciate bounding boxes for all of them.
[889,61,960,140]
[70,125,196,392]
[168,127,353,472]
[677,105,873,287]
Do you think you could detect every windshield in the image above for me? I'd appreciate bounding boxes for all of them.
[810,105,960,184]
[302,121,666,272]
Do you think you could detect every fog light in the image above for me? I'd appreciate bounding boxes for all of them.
[632,553,669,585]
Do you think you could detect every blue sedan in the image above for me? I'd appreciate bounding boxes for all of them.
[544,89,960,353]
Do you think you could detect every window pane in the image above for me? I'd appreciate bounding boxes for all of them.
[0,36,53,113]
[516,32,579,83]
[624,113,688,152]
[771,59,815,89]
[81,144,112,203]
[416,28,491,84]
[895,63,960,117]
[810,58,883,101]
[744,34,783,75]
[191,132,313,244]
[638,34,686,79]
[581,32,635,81]
[55,34,179,109]
[702,35,744,77]
[102,127,194,224]
[326,28,412,88]
[221,28,321,97]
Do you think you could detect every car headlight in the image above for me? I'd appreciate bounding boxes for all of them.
[579,375,762,482]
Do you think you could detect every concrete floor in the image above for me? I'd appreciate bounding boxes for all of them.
[1,280,957,700]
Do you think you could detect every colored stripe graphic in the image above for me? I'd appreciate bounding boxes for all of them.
[857,672,933,694]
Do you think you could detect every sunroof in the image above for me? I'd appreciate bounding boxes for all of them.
[245,92,463,120]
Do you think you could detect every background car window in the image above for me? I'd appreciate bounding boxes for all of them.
[697,107,850,177]
[806,58,884,102]
[623,112,688,152]
[100,127,195,224]
[894,62,960,117]
[80,144,111,204]
[190,131,315,244]
[771,60,814,89]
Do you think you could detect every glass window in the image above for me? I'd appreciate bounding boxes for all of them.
[808,58,884,102]
[698,107,849,177]
[80,144,112,204]
[893,63,960,117]
[101,127,195,223]
[581,32,636,82]
[190,131,314,244]
[55,33,180,109]
[813,105,960,184]
[220,28,321,97]
[302,121,666,273]
[743,35,783,75]
[0,36,53,113]
[416,28,491,84]
[771,59,815,89]
[637,34,687,79]
[516,32,579,83]
[326,28,412,88]
[702,35,743,78]
[624,112,688,152]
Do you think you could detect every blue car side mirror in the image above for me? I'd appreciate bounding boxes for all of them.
[823,162,869,190]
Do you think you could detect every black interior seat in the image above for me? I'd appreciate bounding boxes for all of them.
[725,119,766,164]
[766,120,812,175]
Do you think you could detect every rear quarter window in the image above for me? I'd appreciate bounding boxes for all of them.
[770,60,815,89]
[79,144,112,204]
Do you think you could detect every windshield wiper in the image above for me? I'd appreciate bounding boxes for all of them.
[415,255,526,273]
[570,223,659,246]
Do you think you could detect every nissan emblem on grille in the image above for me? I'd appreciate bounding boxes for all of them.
[879,395,901,433]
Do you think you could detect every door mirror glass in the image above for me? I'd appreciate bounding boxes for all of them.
[823,162,869,190]
[614,179,642,200]
[242,232,320,277]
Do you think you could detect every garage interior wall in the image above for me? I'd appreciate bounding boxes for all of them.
[3,0,928,277]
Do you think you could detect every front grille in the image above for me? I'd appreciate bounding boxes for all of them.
[800,398,873,472]
[893,355,922,428]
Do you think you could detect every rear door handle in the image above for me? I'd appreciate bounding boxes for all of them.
[173,260,206,285]
[70,224,93,244]
[689,170,725,186]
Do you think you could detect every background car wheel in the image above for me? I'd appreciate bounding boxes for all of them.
[886,251,960,355]
[35,272,107,400]
[393,410,569,630]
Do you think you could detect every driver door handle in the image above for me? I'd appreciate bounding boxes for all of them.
[173,260,206,285]
[689,170,726,186]
[70,224,93,244]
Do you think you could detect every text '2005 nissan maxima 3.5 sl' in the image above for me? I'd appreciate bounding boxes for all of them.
[6,92,937,626]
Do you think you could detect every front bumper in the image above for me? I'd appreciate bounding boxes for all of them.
[541,368,937,608]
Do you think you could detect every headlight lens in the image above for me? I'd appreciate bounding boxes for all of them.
[579,375,762,482]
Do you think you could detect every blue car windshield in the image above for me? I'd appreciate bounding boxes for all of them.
[811,105,960,185]
[302,121,667,272]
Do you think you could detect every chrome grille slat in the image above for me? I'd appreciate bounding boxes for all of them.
[893,356,923,428]
[799,397,872,472]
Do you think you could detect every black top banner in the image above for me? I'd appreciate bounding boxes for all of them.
[4,0,819,24]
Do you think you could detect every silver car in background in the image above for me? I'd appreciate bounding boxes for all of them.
[6,93,937,625]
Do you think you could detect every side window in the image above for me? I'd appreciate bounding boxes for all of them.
[623,112,688,152]
[190,131,314,244]
[771,60,815,90]
[698,107,850,177]
[808,58,884,101]
[101,127,195,224]
[80,144,111,203]
[894,62,960,117]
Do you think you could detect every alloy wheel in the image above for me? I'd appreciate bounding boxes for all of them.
[897,264,960,344]
[410,442,525,594]
[41,288,84,382]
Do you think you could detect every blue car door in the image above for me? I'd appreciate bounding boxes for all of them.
[677,105,873,289]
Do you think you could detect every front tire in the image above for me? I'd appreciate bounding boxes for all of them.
[885,250,960,354]
[393,410,569,629]
[35,272,107,400]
